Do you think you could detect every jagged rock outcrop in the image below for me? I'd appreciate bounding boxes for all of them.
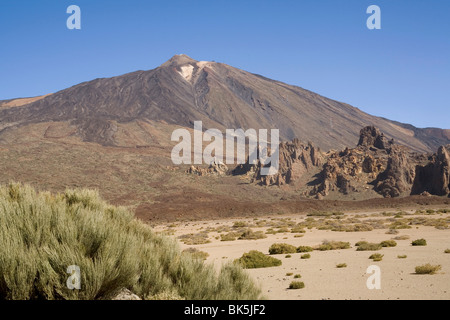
[237,139,323,186]
[311,126,417,198]
[229,126,449,200]
[357,126,394,150]
[186,160,229,176]
[374,146,416,197]
[411,145,450,196]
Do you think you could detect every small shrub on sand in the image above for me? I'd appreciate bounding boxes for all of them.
[290,226,306,234]
[232,221,248,228]
[444,249,450,254]
[392,235,410,240]
[301,254,311,259]
[288,281,305,289]
[397,255,407,259]
[356,242,382,251]
[235,250,282,269]
[297,246,314,253]
[380,240,397,247]
[238,229,267,240]
[369,253,384,261]
[411,238,427,246]
[385,229,399,235]
[269,243,297,255]
[336,263,347,268]
[285,254,292,258]
[415,264,441,275]
[389,221,412,229]
[294,274,301,279]
[286,272,293,276]
[316,240,350,251]
[220,232,239,241]
[178,232,211,245]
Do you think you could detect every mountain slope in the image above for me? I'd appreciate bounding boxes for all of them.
[0,54,448,152]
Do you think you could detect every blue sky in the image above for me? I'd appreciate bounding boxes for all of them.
[0,0,449,128]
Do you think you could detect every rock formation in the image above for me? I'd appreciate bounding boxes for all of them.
[374,146,416,197]
[357,126,394,150]
[186,160,229,176]
[250,139,323,186]
[411,145,450,196]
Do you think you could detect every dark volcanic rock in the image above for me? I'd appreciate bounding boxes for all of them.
[374,146,416,197]
[411,145,450,196]
[357,126,393,150]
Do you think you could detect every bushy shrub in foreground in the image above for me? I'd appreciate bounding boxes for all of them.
[0,183,262,300]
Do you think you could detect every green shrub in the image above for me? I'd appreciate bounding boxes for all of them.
[380,240,397,247]
[288,281,305,289]
[178,232,211,245]
[356,242,382,251]
[415,264,441,275]
[235,250,282,269]
[285,254,292,258]
[294,274,301,279]
[268,243,297,255]
[290,226,306,234]
[389,221,412,229]
[286,272,293,276]
[182,248,209,261]
[300,254,311,259]
[238,229,267,240]
[369,253,384,261]
[220,232,238,241]
[336,263,347,268]
[397,255,407,259]
[445,249,450,254]
[0,183,262,300]
[316,241,351,251]
[232,221,248,228]
[411,238,427,246]
[385,229,399,234]
[297,246,314,253]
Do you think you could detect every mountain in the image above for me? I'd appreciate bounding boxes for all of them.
[0,54,448,152]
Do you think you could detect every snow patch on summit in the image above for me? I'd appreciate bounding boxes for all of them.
[178,65,194,81]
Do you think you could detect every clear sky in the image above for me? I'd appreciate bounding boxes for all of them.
[0,0,449,128]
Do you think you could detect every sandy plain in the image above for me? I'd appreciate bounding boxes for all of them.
[154,207,450,300]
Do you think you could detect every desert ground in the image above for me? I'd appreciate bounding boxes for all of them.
[153,206,450,300]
